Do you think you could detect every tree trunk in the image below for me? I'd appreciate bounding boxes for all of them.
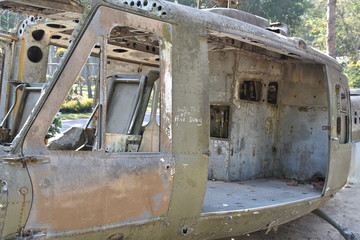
[86,78,93,98]
[327,0,337,58]
[197,0,201,9]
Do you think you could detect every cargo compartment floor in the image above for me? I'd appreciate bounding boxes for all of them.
[202,178,321,213]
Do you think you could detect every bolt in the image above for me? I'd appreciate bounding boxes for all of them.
[19,187,28,196]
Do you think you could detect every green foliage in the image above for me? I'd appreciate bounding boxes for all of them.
[294,0,360,61]
[293,0,327,51]
[166,0,312,35]
[336,0,360,62]
[237,0,313,35]
[77,76,85,84]
[344,61,360,88]
[46,113,62,139]
[60,98,94,113]
[60,112,92,120]
[55,47,66,58]
[0,10,26,31]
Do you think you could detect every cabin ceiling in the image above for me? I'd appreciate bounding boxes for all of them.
[29,21,160,67]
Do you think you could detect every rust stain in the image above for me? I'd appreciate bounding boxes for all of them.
[32,168,172,231]
[298,106,308,112]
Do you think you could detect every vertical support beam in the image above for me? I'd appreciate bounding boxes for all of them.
[166,22,209,231]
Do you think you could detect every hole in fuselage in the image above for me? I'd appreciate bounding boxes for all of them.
[113,48,128,53]
[32,29,45,41]
[27,46,43,63]
[47,23,66,29]
[50,35,62,40]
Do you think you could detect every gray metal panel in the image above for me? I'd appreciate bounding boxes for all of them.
[10,85,43,138]
[18,90,41,129]
[277,63,329,180]
[106,74,145,134]
[229,51,282,181]
[203,178,321,213]
[208,139,229,180]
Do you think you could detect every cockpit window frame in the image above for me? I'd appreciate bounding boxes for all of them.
[19,6,173,156]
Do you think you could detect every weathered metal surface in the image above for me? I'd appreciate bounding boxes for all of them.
[351,89,360,142]
[0,157,32,238]
[0,179,8,235]
[277,63,329,180]
[231,51,283,181]
[324,66,352,197]
[196,196,325,239]
[25,152,173,232]
[0,0,354,239]
[206,8,270,28]
[208,139,230,180]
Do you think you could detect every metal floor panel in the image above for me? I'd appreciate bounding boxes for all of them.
[202,178,321,213]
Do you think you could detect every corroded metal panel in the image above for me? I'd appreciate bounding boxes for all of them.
[0,159,32,238]
[0,178,7,235]
[18,6,175,237]
[229,51,283,181]
[208,139,229,180]
[165,21,209,223]
[196,195,325,239]
[324,66,352,196]
[208,50,234,104]
[25,152,173,233]
[277,63,329,180]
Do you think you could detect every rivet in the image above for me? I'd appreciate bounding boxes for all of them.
[19,187,28,196]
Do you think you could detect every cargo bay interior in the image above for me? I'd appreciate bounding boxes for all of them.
[202,32,329,213]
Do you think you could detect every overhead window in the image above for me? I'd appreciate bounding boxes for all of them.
[239,80,262,102]
[267,82,278,104]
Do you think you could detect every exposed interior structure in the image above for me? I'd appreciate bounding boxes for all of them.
[203,31,329,213]
[46,23,161,152]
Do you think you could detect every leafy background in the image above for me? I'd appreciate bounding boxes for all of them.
[167,0,360,87]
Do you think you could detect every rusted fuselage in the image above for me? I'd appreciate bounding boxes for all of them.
[0,0,356,239]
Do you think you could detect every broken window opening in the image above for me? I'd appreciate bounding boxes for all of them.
[210,105,229,139]
[267,82,278,104]
[239,80,262,102]
[46,45,100,151]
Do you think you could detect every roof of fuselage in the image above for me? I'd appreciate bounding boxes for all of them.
[0,0,341,69]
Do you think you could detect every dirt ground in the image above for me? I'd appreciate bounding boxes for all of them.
[219,184,360,240]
